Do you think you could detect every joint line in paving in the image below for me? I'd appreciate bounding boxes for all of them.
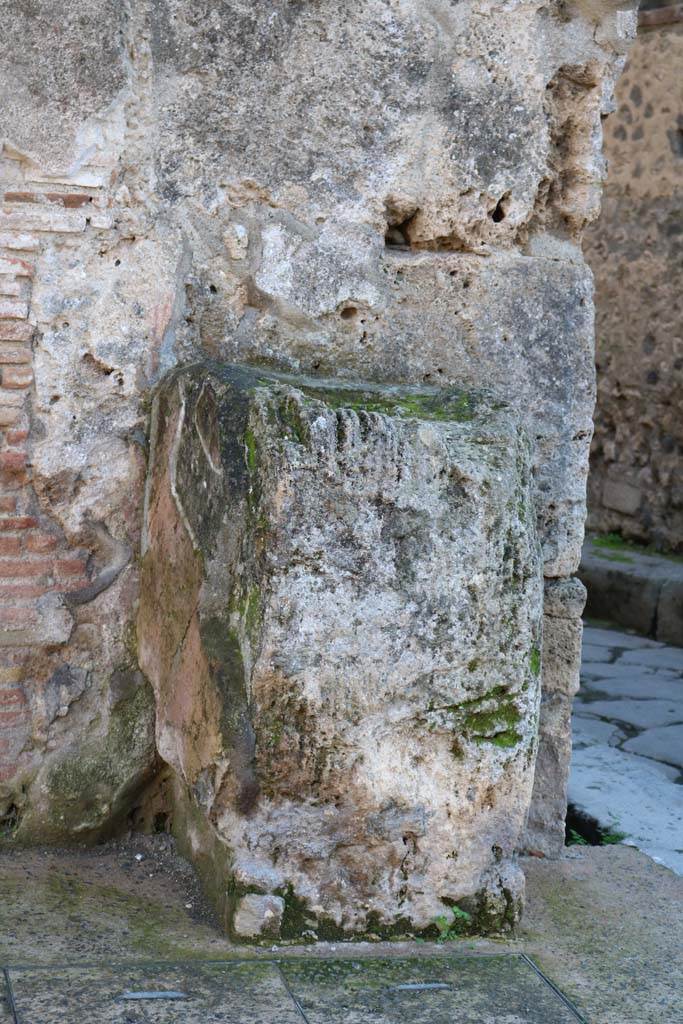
[520,955,587,1023]
[2,968,18,1024]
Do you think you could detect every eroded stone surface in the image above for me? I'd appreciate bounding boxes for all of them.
[0,0,636,895]
[233,894,285,940]
[139,365,543,937]
[522,577,585,857]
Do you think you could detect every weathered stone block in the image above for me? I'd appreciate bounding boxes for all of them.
[139,363,543,938]
[523,577,586,858]
[233,893,285,940]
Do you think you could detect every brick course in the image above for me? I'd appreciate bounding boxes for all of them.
[0,158,109,789]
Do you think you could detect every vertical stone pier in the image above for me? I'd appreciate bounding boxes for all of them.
[139,365,542,936]
[0,0,635,935]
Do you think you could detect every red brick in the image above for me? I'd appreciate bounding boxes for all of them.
[59,576,89,592]
[0,345,30,365]
[0,255,33,277]
[0,452,26,472]
[0,686,27,707]
[0,558,53,577]
[5,428,28,444]
[0,321,32,342]
[0,208,87,234]
[25,533,57,553]
[0,516,37,530]
[54,558,87,576]
[4,192,94,210]
[2,192,38,204]
[0,606,36,627]
[0,300,28,320]
[0,537,21,555]
[0,709,30,725]
[0,582,49,598]
[47,192,94,209]
[0,406,20,428]
[2,366,32,389]
[0,469,27,487]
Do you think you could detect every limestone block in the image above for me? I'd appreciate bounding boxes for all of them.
[233,894,285,940]
[219,250,595,579]
[523,577,586,858]
[657,579,683,647]
[139,363,543,938]
[14,668,156,843]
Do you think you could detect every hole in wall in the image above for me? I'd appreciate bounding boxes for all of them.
[384,196,419,248]
[154,812,170,834]
[0,803,19,837]
[209,284,217,294]
[340,306,358,320]
[490,191,511,223]
[82,352,114,376]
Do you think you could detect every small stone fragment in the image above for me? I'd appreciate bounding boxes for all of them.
[232,894,285,940]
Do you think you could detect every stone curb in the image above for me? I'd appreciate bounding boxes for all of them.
[579,538,683,647]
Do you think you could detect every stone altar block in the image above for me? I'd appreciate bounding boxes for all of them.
[138,363,543,939]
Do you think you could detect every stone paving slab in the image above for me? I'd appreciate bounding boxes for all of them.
[570,624,683,875]
[3,957,582,1024]
[578,626,662,650]
[279,956,581,1024]
[572,714,626,748]
[578,698,683,729]
[619,646,683,671]
[578,661,666,681]
[6,961,302,1024]
[579,644,613,663]
[622,723,683,769]
[582,675,683,702]
[521,846,683,1024]
[1,842,681,1024]
[570,742,683,874]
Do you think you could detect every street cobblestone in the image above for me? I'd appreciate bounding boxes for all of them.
[570,624,683,874]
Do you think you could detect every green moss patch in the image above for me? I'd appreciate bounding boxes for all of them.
[296,383,476,422]
[591,532,683,563]
[431,684,524,751]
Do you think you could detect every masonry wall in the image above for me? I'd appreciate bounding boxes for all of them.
[0,0,634,869]
[585,6,683,551]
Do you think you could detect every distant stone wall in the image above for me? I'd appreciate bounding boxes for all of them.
[585,9,683,551]
[0,0,634,921]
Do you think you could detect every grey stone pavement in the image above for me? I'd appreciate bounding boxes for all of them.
[570,624,683,874]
